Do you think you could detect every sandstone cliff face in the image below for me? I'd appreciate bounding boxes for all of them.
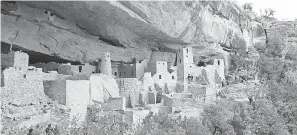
[1,1,261,64]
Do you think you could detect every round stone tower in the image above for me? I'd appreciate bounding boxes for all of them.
[97,52,112,76]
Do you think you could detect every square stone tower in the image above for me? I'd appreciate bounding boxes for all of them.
[176,46,194,92]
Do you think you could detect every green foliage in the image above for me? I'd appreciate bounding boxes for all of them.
[127,95,133,108]
[136,112,210,135]
[156,91,162,103]
[139,93,145,107]
[242,2,253,11]
[69,113,130,135]
[202,104,236,135]
[246,99,289,135]
[254,21,297,134]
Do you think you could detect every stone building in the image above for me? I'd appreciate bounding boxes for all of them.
[32,62,96,75]
[146,61,177,93]
[32,62,72,75]
[97,52,112,76]
[175,46,225,96]
[44,79,90,122]
[1,51,29,68]
[43,74,122,122]
[118,59,148,78]
[176,46,195,93]
[112,64,119,78]
[117,78,143,107]
[71,63,96,74]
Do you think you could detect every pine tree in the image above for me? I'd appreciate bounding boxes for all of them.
[127,95,133,108]
[139,93,145,107]
[156,91,162,103]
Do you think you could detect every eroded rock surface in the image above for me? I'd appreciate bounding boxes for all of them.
[1,1,262,64]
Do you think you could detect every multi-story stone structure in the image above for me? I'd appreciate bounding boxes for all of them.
[97,52,112,76]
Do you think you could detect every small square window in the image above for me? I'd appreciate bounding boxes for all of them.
[98,59,101,62]
[159,75,162,79]
[172,76,174,79]
[23,74,26,78]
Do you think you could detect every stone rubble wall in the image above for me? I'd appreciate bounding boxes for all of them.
[4,105,40,119]
[163,95,195,108]
[101,97,126,111]
[132,110,150,125]
[156,106,173,114]
[188,84,207,97]
[117,78,141,91]
[2,78,46,106]
[17,112,51,129]
[120,91,142,107]
[123,109,150,126]
[123,110,134,124]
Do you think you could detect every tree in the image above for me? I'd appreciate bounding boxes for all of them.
[136,112,210,135]
[202,105,236,135]
[264,8,276,18]
[139,93,145,107]
[156,91,162,103]
[243,2,253,11]
[127,95,133,108]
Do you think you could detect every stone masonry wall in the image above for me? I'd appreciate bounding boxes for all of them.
[89,75,104,103]
[101,97,126,111]
[120,91,140,107]
[43,80,67,105]
[117,78,141,91]
[1,51,29,68]
[13,51,29,67]
[71,64,96,75]
[163,95,195,108]
[118,63,137,78]
[2,78,46,106]
[1,53,15,68]
[66,80,90,122]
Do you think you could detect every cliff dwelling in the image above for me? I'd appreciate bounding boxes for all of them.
[2,1,291,135]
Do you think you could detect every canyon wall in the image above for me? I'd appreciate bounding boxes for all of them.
[1,1,264,65]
